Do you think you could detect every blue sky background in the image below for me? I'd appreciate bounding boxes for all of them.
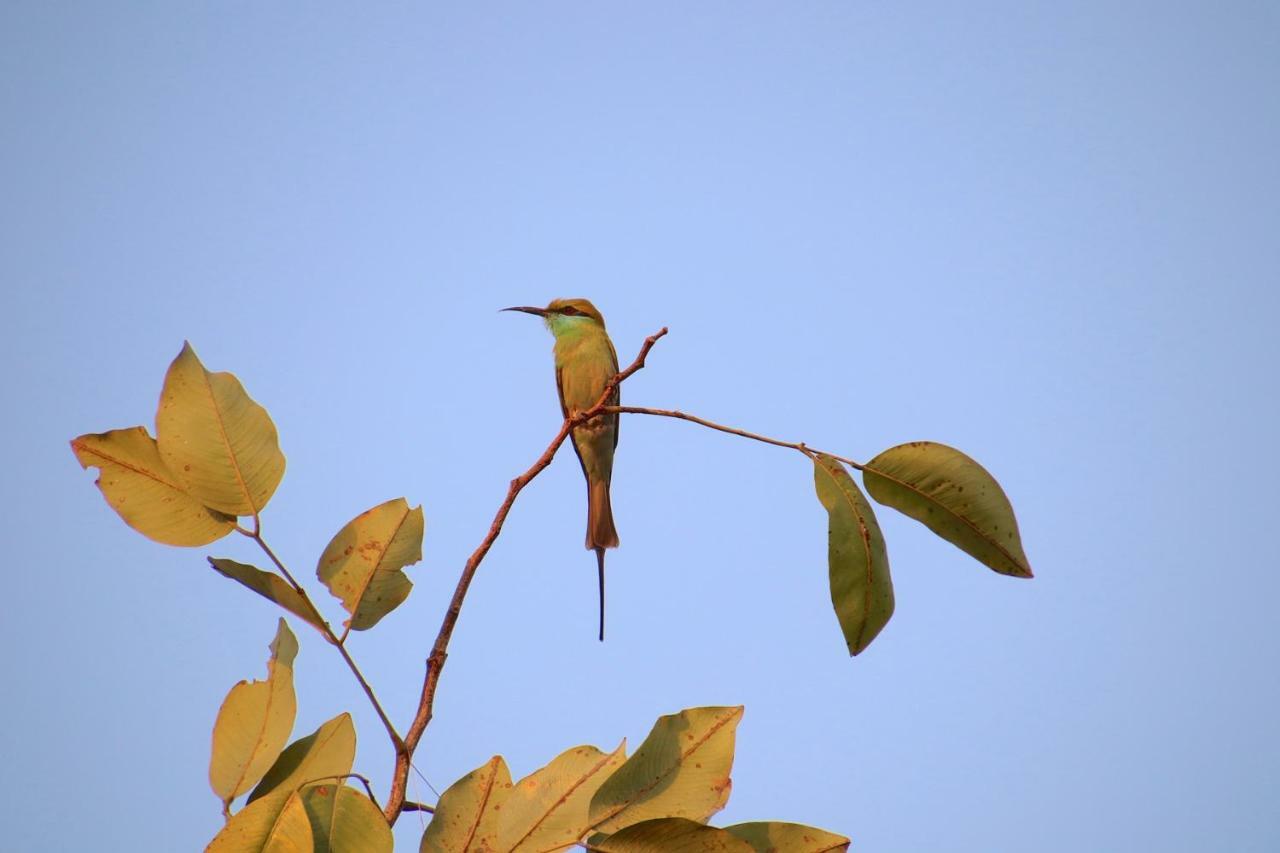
[3,3,1278,851]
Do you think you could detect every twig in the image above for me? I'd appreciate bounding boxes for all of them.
[245,530,405,752]
[382,327,669,823]
[346,773,381,810]
[602,405,865,469]
[298,773,383,813]
[401,801,436,814]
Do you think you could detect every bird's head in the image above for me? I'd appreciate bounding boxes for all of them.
[503,298,606,336]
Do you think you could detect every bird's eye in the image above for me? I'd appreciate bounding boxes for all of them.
[560,307,580,316]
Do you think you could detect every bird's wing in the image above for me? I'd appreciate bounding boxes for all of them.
[557,363,592,485]
[554,363,570,419]
[608,337,620,450]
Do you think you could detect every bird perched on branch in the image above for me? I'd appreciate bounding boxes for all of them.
[503,298,620,641]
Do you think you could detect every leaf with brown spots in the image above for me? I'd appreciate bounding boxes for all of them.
[496,741,628,852]
[209,619,298,809]
[70,426,235,546]
[299,783,393,853]
[813,453,894,656]
[247,713,356,807]
[725,821,850,852]
[589,818,754,852]
[862,441,1033,578]
[316,497,424,633]
[588,707,742,835]
[420,756,512,853]
[206,786,314,852]
[155,342,285,517]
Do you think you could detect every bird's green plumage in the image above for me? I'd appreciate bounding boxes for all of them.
[506,297,619,640]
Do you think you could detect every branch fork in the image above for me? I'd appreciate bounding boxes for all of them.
[382,326,669,821]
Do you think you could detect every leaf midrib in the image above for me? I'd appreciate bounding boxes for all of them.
[74,436,188,494]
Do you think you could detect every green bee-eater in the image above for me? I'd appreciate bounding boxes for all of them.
[504,298,620,641]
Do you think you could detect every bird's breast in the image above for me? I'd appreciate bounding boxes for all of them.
[555,335,617,415]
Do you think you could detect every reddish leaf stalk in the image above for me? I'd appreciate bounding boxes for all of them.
[603,405,865,470]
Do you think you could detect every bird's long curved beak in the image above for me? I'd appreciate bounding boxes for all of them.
[501,306,547,316]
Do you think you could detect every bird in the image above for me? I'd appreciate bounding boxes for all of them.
[503,298,620,641]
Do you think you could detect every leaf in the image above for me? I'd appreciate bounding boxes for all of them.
[209,619,299,808]
[70,426,235,546]
[589,706,742,835]
[496,741,628,852]
[725,821,850,852]
[207,788,314,852]
[155,341,285,517]
[420,756,513,853]
[316,497,424,632]
[209,558,325,632]
[299,783,393,853]
[862,441,1033,578]
[590,818,754,853]
[812,454,894,655]
[247,713,357,806]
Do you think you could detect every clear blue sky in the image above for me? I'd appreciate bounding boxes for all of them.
[3,3,1277,851]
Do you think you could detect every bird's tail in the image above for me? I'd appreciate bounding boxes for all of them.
[594,546,606,642]
[587,479,619,550]
[587,480,617,642]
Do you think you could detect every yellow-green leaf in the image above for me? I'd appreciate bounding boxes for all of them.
[209,619,299,808]
[812,454,894,655]
[247,713,356,806]
[209,558,325,633]
[207,788,314,852]
[591,818,754,853]
[300,783,393,853]
[155,341,285,517]
[589,706,741,835]
[725,821,850,852]
[317,498,424,633]
[862,441,1033,578]
[70,426,234,546]
[420,756,513,853]
[497,741,628,852]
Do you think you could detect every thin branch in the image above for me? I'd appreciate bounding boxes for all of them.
[298,773,383,814]
[346,773,381,810]
[401,801,436,814]
[603,405,865,470]
[247,531,405,752]
[382,327,669,824]
[249,532,309,590]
